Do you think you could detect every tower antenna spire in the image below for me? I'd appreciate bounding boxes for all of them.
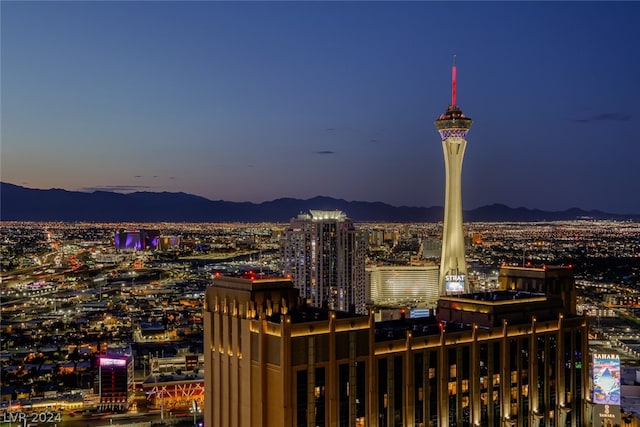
[451,54,457,107]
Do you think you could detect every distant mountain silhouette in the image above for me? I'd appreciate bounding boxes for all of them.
[1,182,638,222]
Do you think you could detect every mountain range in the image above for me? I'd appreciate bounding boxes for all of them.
[1,182,638,223]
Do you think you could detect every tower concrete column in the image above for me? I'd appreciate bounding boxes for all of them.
[435,58,473,295]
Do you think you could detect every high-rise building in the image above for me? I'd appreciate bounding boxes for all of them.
[422,237,442,259]
[97,354,134,412]
[281,210,367,314]
[435,58,473,295]
[203,267,589,427]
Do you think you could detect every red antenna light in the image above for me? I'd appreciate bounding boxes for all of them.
[451,54,457,106]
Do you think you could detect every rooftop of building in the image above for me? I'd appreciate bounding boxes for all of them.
[263,305,365,325]
[500,265,575,276]
[374,316,471,342]
[501,264,573,272]
[293,210,349,222]
[440,289,547,303]
[211,275,295,292]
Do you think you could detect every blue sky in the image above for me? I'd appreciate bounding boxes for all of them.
[2,1,639,213]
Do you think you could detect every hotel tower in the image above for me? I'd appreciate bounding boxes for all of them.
[435,57,472,294]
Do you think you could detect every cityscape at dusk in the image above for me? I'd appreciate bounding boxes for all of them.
[1,219,639,426]
[2,1,640,213]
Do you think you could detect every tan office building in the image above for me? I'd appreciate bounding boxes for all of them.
[204,267,589,427]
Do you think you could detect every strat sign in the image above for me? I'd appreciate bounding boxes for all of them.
[445,274,465,293]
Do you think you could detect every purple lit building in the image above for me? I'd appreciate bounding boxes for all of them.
[114,229,161,251]
[98,354,134,412]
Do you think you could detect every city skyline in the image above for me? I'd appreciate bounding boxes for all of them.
[2,1,640,214]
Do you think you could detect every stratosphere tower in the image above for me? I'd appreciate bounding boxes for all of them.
[435,57,472,295]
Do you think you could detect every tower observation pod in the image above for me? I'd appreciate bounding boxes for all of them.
[435,56,472,295]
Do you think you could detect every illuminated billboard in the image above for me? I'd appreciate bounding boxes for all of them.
[445,274,465,293]
[592,354,621,405]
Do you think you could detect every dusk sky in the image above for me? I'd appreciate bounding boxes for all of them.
[2,1,639,214]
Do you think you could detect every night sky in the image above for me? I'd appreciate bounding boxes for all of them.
[2,1,639,214]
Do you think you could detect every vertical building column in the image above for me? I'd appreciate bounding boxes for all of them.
[212,308,222,427]
[543,333,551,426]
[423,350,430,425]
[307,336,316,427]
[529,317,539,427]
[556,315,567,427]
[239,314,251,427]
[229,302,239,427]
[581,319,589,427]
[568,328,576,427]
[404,331,414,427]
[367,310,378,426]
[221,302,230,427]
[383,354,395,427]
[281,315,293,427]
[203,306,214,427]
[456,346,463,426]
[349,332,357,427]
[501,320,511,426]
[328,312,338,427]
[257,314,267,427]
[515,337,522,427]
[471,325,480,426]
[488,341,495,427]
[438,329,448,426]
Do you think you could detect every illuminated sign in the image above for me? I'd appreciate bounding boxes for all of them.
[100,357,127,367]
[592,354,620,405]
[593,404,620,427]
[445,274,465,293]
[410,309,431,319]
